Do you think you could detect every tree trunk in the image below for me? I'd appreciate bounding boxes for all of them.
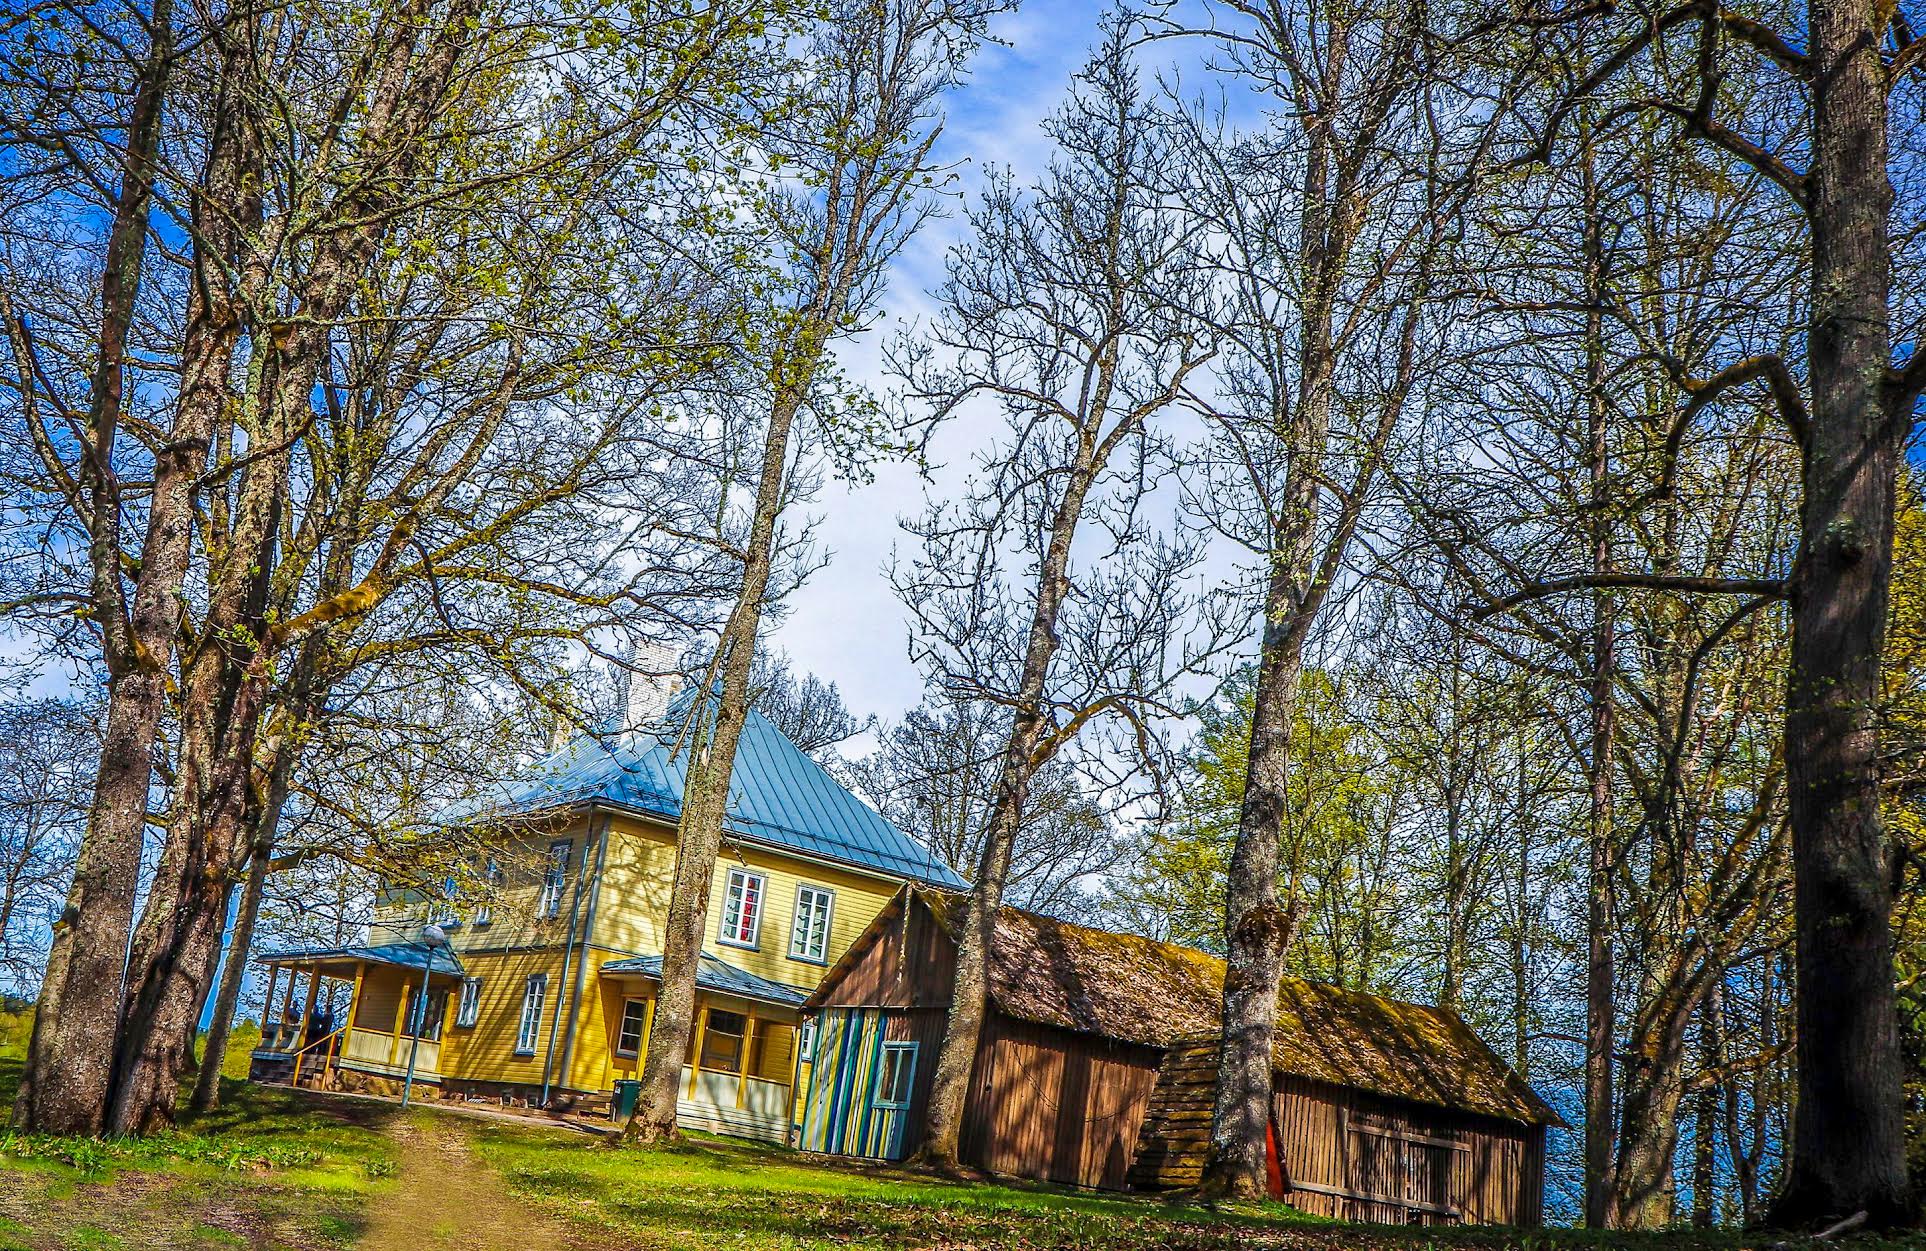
[110,444,284,1133]
[1692,989,1720,1228]
[1724,978,1765,1226]
[1609,969,1703,1228]
[1203,121,1340,1203]
[1203,582,1307,1198]
[915,452,1099,1172]
[920,767,1033,1169]
[1511,721,1534,1075]
[1438,670,1467,1017]
[110,795,257,1133]
[624,376,809,1144]
[16,0,176,1135]
[1579,108,1619,1227]
[1769,0,1912,1222]
[179,910,230,1081]
[106,0,485,1133]
[191,821,275,1114]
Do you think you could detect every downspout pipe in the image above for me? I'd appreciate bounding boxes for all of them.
[555,814,612,1099]
[541,807,604,1106]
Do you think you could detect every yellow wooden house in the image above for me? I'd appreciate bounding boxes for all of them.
[249,696,966,1142]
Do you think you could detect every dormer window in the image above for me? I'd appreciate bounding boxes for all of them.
[432,875,461,927]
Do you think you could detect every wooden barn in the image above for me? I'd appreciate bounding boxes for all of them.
[798,886,1557,1225]
[1126,996,1560,1225]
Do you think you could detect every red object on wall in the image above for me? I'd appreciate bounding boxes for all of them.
[1266,1119,1286,1199]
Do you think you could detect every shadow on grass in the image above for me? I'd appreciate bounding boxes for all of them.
[462,1125,1818,1251]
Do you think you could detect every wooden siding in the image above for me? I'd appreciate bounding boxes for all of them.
[370,818,579,950]
[812,887,955,1010]
[808,892,1161,1192]
[432,947,573,1087]
[1124,1039,1215,1191]
[351,969,409,1033]
[592,816,901,995]
[1127,1041,1545,1227]
[799,1009,916,1159]
[1268,1073,1544,1227]
[961,1017,1161,1192]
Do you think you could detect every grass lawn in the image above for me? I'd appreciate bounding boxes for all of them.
[467,1119,1925,1251]
[0,1047,1915,1251]
[0,1056,397,1251]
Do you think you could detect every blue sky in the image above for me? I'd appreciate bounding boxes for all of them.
[774,1,1176,729]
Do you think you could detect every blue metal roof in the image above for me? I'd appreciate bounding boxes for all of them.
[257,940,465,978]
[462,694,967,889]
[601,951,807,1007]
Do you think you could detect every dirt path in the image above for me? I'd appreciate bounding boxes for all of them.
[359,1111,575,1251]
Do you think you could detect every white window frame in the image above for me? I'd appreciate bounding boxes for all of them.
[789,884,834,964]
[614,997,649,1058]
[716,867,766,950]
[432,875,461,928]
[537,841,571,919]
[515,974,547,1055]
[403,987,447,1042]
[874,1041,917,1109]
[797,1018,816,1062]
[456,977,482,1028]
[473,859,501,927]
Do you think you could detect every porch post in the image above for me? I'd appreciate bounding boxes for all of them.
[346,962,366,1033]
[737,1012,757,1108]
[279,963,297,1024]
[290,968,322,1086]
[389,975,409,1066]
[686,1004,708,1100]
[261,964,280,1048]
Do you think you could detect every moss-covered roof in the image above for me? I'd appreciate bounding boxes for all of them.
[923,889,1227,1050]
[917,888,1557,1127]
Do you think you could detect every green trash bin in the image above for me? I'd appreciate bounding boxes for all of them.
[611,1079,642,1121]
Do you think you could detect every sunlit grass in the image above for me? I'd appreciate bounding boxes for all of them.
[0,1055,391,1251]
[464,1120,1926,1251]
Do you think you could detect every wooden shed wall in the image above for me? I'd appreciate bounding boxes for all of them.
[804,896,1161,1190]
[1127,1042,1545,1227]
[813,893,955,1011]
[1270,1074,1545,1227]
[798,1006,948,1160]
[960,1016,1162,1192]
[883,1007,948,1158]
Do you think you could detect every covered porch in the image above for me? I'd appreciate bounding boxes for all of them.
[599,952,807,1143]
[250,941,466,1092]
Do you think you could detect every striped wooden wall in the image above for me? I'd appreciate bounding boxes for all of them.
[797,1006,947,1161]
[797,1009,911,1160]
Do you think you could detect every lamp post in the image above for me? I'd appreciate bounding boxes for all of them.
[400,923,448,1110]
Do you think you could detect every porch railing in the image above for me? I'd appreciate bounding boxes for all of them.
[341,1024,441,1075]
[681,1067,791,1122]
[255,1025,345,1089]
